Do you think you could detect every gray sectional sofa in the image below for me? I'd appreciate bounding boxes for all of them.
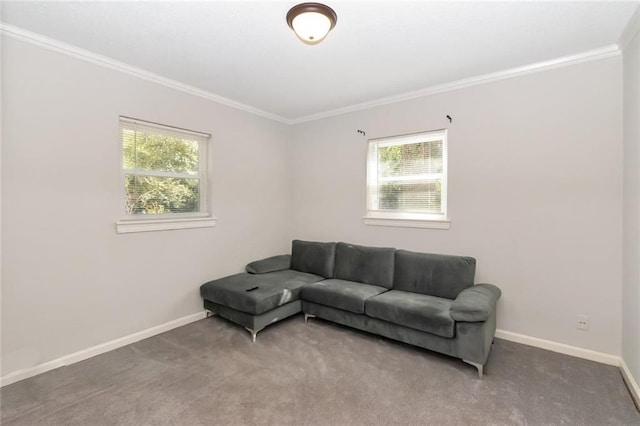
[200,240,501,377]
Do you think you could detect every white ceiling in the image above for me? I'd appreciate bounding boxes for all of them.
[2,1,638,122]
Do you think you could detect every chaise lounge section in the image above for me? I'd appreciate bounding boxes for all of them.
[200,240,501,377]
[199,241,335,341]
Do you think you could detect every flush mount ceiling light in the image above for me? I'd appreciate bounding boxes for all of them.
[286,2,337,45]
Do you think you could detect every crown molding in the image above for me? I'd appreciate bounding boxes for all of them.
[1,23,623,126]
[618,3,640,52]
[290,45,621,124]
[0,23,293,124]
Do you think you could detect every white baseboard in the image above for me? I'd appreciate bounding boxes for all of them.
[495,329,640,405]
[2,318,636,398]
[620,358,640,409]
[0,311,207,387]
[495,329,620,366]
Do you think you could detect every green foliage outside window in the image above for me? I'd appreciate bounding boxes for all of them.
[123,129,200,215]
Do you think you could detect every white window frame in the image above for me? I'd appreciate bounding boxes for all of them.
[116,116,217,234]
[364,129,450,230]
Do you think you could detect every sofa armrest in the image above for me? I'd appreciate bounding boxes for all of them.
[246,255,291,274]
[450,283,501,322]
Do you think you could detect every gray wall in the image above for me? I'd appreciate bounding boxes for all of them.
[1,37,292,376]
[290,57,623,356]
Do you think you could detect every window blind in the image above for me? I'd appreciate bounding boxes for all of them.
[367,130,447,216]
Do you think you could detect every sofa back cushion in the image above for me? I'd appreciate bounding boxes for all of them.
[334,242,395,288]
[291,240,336,278]
[393,250,476,299]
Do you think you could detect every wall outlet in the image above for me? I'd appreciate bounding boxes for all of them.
[577,314,589,331]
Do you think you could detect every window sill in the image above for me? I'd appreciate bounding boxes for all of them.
[363,213,450,230]
[116,216,217,234]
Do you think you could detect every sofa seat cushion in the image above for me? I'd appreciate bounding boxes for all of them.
[200,270,323,315]
[365,290,456,338]
[301,279,389,314]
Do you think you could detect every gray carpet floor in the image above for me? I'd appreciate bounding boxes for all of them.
[1,314,639,426]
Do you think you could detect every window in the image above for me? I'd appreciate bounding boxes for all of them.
[365,130,449,229]
[116,116,216,233]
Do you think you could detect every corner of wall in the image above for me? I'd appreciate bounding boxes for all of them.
[621,0,640,411]
[621,358,640,409]
[0,18,4,383]
[619,3,640,52]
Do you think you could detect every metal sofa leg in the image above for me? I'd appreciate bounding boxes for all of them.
[304,313,316,324]
[205,310,216,318]
[463,359,484,379]
[245,327,258,343]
